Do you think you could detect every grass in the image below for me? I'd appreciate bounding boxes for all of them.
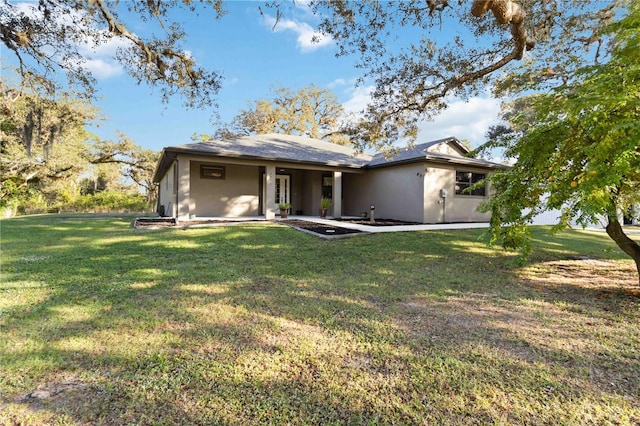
[1,214,638,425]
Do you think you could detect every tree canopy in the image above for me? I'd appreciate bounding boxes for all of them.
[1,82,158,213]
[3,0,628,132]
[1,82,96,207]
[0,0,225,107]
[3,1,629,138]
[281,0,629,151]
[478,0,640,282]
[213,85,349,145]
[88,135,160,206]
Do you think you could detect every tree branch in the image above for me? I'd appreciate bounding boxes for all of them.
[88,0,156,65]
[471,0,535,60]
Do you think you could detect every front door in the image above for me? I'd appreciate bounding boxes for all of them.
[263,174,290,214]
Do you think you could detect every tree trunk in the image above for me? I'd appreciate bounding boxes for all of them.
[605,214,640,285]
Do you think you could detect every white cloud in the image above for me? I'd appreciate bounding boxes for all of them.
[12,1,127,80]
[81,58,123,79]
[327,78,346,89]
[342,85,374,114]
[292,0,314,16]
[338,81,502,149]
[417,97,502,148]
[263,14,332,53]
[77,36,134,78]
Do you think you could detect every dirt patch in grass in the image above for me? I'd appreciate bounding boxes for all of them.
[2,376,101,425]
[19,376,90,404]
[521,258,639,297]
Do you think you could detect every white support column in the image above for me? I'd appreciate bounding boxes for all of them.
[265,165,276,220]
[176,158,191,222]
[333,171,342,218]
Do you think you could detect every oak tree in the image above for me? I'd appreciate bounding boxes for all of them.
[1,83,158,211]
[1,0,225,107]
[478,1,640,282]
[88,135,160,206]
[1,83,96,209]
[214,85,349,144]
[287,0,629,151]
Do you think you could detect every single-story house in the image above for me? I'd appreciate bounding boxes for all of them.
[152,133,509,223]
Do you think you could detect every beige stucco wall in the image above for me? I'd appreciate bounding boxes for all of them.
[429,142,464,156]
[343,163,426,223]
[424,165,492,223]
[426,142,491,222]
[177,158,191,220]
[190,161,260,217]
[301,170,325,216]
[343,163,493,223]
[288,170,303,214]
[158,161,176,216]
[422,166,448,223]
[160,144,492,222]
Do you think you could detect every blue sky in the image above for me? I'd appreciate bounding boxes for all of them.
[3,1,502,153]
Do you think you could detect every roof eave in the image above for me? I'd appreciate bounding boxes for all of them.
[366,155,510,170]
[157,146,368,171]
[152,149,177,183]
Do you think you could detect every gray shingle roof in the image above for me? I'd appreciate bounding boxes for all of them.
[169,133,371,167]
[367,138,461,167]
[367,137,507,170]
[153,134,507,182]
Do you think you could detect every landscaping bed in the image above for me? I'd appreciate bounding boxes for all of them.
[279,219,364,236]
[336,218,421,226]
[133,217,262,229]
[133,217,176,228]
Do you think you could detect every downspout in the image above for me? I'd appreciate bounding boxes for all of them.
[173,159,179,218]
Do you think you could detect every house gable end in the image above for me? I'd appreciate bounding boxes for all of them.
[365,137,498,169]
[425,138,469,157]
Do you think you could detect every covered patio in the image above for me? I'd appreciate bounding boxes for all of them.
[161,160,365,221]
[152,134,370,221]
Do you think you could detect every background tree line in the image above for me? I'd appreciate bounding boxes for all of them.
[0,82,159,215]
[1,81,350,216]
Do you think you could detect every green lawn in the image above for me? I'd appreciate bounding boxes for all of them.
[1,215,638,425]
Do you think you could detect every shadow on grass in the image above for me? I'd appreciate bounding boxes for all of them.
[1,215,638,424]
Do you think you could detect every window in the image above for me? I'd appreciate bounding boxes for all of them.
[201,165,225,179]
[321,174,333,199]
[455,171,486,196]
